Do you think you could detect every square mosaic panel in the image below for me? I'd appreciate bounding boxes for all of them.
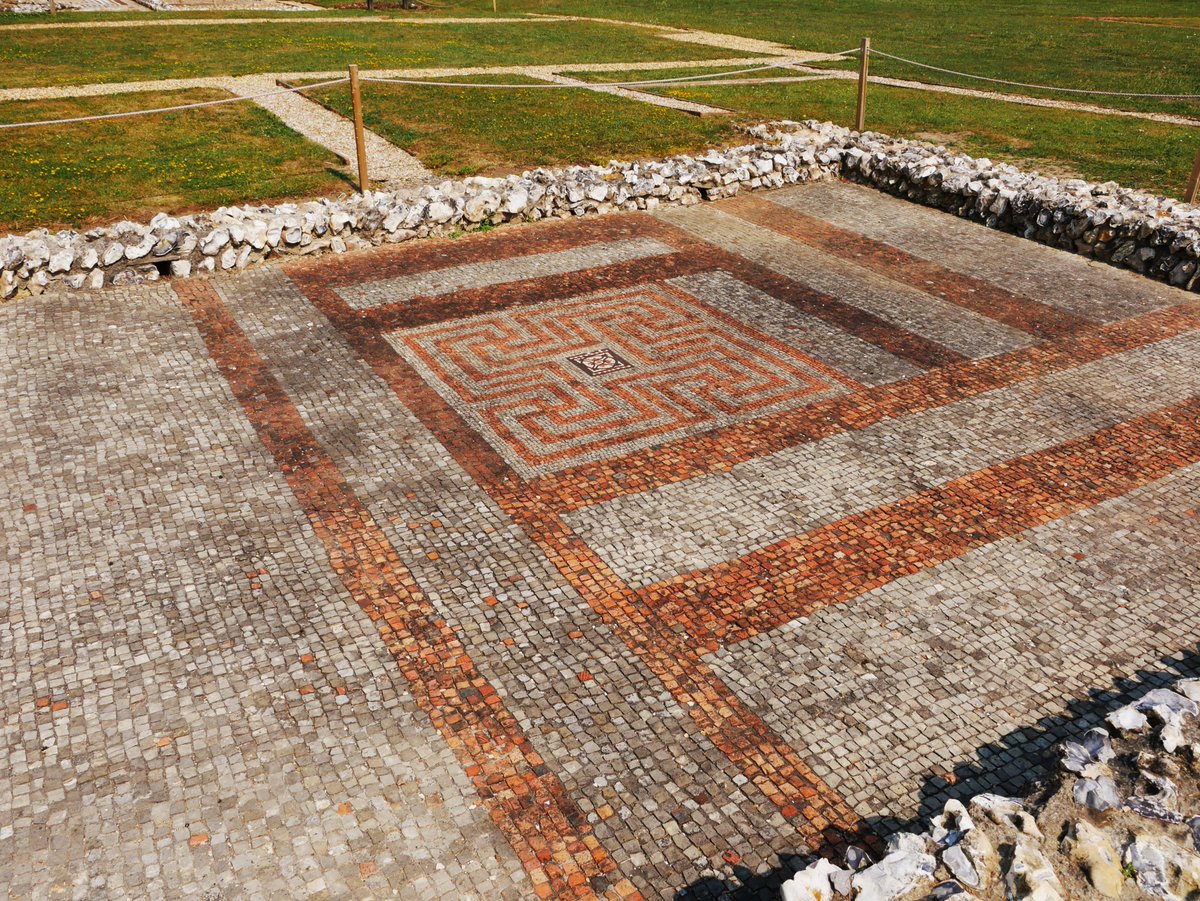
[385,281,852,478]
[567,347,634,377]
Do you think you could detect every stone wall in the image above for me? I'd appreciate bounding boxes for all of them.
[796,123,1200,293]
[2,120,1198,300]
[782,681,1195,901]
[782,677,1200,901]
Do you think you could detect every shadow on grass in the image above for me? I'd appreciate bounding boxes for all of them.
[673,644,1200,901]
[324,165,360,190]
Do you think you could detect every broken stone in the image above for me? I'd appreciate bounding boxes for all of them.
[1062,728,1114,775]
[1005,841,1065,901]
[1177,680,1200,703]
[463,190,500,222]
[780,858,847,901]
[852,836,935,901]
[427,200,455,223]
[846,847,873,872]
[931,800,974,848]
[1062,821,1124,898]
[967,794,1024,826]
[47,246,74,274]
[124,236,154,260]
[1124,834,1200,901]
[1074,776,1120,812]
[201,228,229,256]
[942,827,997,889]
[102,243,125,267]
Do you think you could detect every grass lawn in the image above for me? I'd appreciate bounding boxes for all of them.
[648,76,1200,199]
[0,2,1196,230]
[0,19,754,89]
[449,0,1200,119]
[0,7,402,20]
[304,75,737,176]
[0,89,347,232]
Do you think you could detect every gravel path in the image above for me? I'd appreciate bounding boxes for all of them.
[655,28,804,55]
[223,74,431,188]
[538,72,730,116]
[162,0,318,8]
[526,13,811,56]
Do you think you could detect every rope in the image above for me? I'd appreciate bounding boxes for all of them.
[0,77,350,130]
[360,62,784,89]
[0,64,792,131]
[866,48,1200,100]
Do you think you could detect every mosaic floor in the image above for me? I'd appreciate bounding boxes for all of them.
[4,180,1200,901]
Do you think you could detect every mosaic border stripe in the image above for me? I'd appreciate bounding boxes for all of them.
[561,329,1200,588]
[288,262,878,860]
[521,302,1200,514]
[298,213,962,375]
[656,205,1034,361]
[336,237,677,310]
[288,213,659,292]
[637,394,1200,649]
[724,194,1091,340]
[175,279,642,901]
[768,181,1180,324]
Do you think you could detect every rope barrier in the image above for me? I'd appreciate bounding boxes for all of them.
[0,77,351,130]
[0,65,797,132]
[863,48,1200,100]
[2,43,1193,134]
[360,62,786,89]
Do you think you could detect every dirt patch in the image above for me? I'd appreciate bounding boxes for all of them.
[327,1,440,8]
[912,130,980,147]
[1074,16,1200,31]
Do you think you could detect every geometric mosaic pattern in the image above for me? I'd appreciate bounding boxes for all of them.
[567,347,634,377]
[7,180,1199,901]
[385,283,850,477]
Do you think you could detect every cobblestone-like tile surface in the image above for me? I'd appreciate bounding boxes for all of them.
[4,180,1200,901]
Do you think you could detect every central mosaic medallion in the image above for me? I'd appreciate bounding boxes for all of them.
[385,282,850,478]
[567,347,634,377]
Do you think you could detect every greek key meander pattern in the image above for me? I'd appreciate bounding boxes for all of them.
[385,284,851,477]
[7,181,1200,901]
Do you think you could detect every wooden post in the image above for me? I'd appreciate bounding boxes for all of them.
[49,0,57,15]
[348,64,369,195]
[854,37,870,132]
[1185,148,1200,204]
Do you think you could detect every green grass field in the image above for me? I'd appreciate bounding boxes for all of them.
[0,18,752,88]
[305,75,735,176]
[461,0,1200,118]
[0,90,345,231]
[676,77,1198,197]
[0,1,1196,231]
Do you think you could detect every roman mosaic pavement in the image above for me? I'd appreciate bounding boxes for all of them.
[4,181,1199,900]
